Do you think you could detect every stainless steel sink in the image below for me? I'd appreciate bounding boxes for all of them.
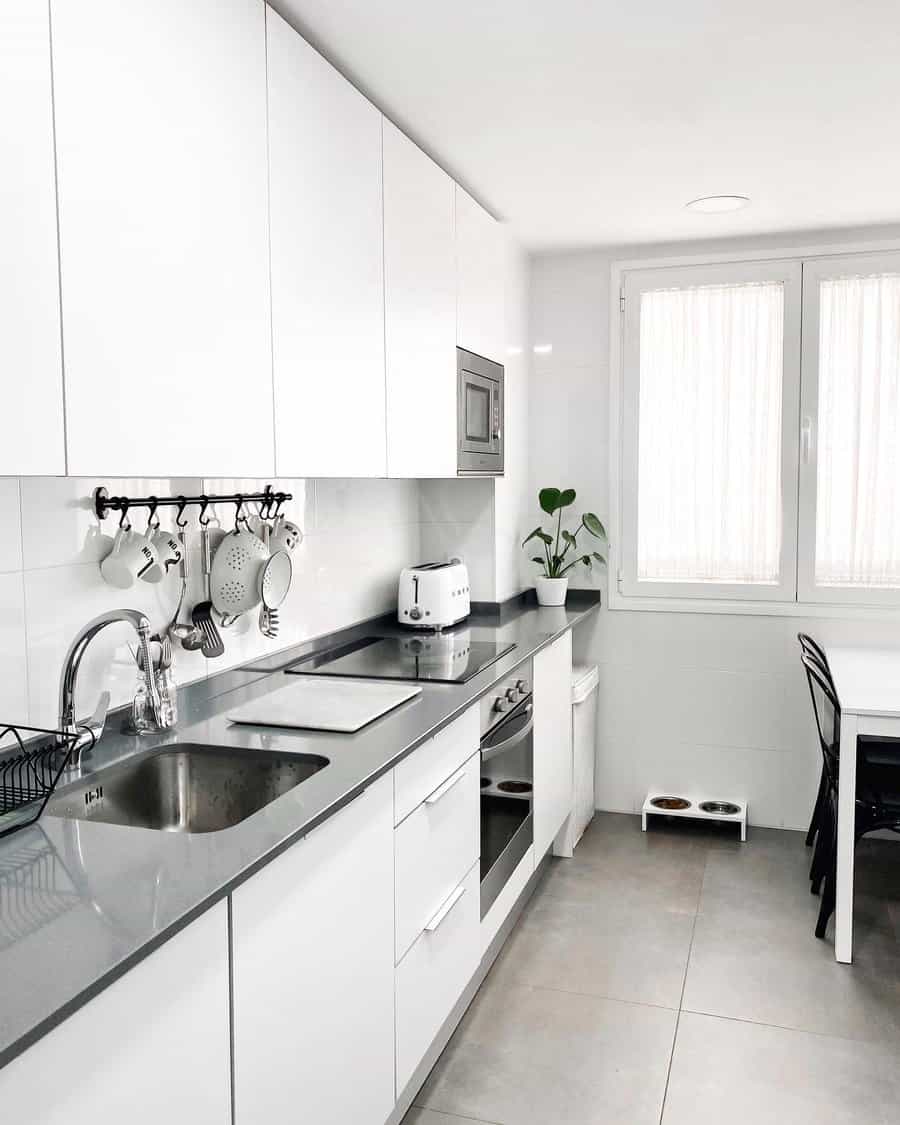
[47,743,329,833]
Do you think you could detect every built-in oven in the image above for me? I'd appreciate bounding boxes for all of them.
[479,661,533,917]
[458,347,504,475]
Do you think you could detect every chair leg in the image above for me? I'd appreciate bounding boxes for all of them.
[815,868,836,939]
[814,801,837,939]
[809,787,833,893]
[806,764,827,846]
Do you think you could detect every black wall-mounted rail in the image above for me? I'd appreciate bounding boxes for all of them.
[93,485,293,525]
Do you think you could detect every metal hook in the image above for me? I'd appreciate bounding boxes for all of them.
[198,497,211,527]
[233,495,245,531]
[175,497,189,529]
[118,506,131,531]
[146,497,160,531]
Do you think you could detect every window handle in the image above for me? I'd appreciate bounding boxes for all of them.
[801,417,813,464]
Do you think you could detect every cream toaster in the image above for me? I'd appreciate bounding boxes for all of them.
[398,559,470,629]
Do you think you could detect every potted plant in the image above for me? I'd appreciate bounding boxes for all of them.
[523,488,607,606]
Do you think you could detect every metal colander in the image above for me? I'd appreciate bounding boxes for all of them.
[209,529,269,616]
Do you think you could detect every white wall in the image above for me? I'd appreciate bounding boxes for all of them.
[1,476,420,730]
[529,224,900,829]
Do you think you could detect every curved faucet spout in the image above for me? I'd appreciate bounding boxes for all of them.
[59,609,161,757]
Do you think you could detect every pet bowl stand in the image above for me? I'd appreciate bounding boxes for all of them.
[641,793,747,841]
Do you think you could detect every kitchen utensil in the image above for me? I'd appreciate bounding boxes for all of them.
[258,550,292,640]
[192,526,224,658]
[270,515,302,553]
[168,528,204,651]
[142,530,183,584]
[100,525,158,589]
[209,527,269,618]
[228,679,422,733]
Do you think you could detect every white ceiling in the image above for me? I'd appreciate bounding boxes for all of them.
[272,0,900,251]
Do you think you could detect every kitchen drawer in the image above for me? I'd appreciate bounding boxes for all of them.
[394,706,479,825]
[395,750,480,961]
[395,861,480,1094]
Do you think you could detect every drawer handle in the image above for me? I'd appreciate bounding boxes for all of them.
[424,885,466,933]
[424,764,467,806]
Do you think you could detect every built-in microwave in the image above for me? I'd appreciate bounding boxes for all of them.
[457,347,504,475]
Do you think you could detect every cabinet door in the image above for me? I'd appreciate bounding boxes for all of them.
[267,9,385,477]
[0,0,65,474]
[533,630,573,857]
[51,0,273,477]
[0,903,230,1123]
[383,120,457,478]
[232,774,395,1125]
[456,186,505,365]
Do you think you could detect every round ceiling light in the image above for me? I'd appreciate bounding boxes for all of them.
[686,194,751,214]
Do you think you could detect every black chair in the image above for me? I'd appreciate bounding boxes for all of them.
[801,651,900,938]
[797,633,834,846]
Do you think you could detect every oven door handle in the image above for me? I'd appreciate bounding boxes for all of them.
[481,706,533,764]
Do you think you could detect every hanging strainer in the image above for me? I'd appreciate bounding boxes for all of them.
[209,529,269,617]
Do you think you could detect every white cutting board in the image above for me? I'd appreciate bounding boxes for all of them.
[228,678,422,733]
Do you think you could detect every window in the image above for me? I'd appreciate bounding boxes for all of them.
[615,249,900,609]
[619,260,801,602]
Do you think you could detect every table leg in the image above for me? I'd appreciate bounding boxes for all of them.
[835,710,858,963]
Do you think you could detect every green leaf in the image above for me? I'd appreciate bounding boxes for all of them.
[531,556,545,566]
[559,488,576,508]
[592,552,607,565]
[522,526,551,548]
[561,530,577,548]
[582,512,607,539]
[538,487,561,515]
[580,554,592,569]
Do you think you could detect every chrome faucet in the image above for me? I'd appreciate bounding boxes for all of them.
[59,609,162,759]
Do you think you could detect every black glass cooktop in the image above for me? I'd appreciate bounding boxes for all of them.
[284,634,516,684]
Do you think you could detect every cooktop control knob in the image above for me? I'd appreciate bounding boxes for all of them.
[409,606,422,621]
[493,696,508,713]
[515,679,529,695]
[505,687,518,703]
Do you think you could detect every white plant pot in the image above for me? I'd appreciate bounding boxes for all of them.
[536,576,569,606]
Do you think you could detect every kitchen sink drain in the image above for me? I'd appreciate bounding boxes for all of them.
[497,780,532,794]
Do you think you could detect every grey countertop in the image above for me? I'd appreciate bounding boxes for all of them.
[0,591,600,1070]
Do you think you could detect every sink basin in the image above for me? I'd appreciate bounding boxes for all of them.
[47,743,329,833]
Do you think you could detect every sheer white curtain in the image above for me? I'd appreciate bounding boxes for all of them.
[637,282,784,584]
[815,274,900,587]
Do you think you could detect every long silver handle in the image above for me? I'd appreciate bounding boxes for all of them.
[481,706,533,764]
[424,885,466,933]
[425,764,467,806]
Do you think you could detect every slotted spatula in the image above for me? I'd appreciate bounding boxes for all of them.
[192,525,224,658]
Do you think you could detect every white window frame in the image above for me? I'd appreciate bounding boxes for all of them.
[797,251,900,607]
[609,237,900,617]
[620,259,801,603]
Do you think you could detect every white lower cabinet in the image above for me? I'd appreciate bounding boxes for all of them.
[0,902,230,1124]
[533,630,574,858]
[395,860,480,1094]
[231,773,395,1125]
[395,750,480,962]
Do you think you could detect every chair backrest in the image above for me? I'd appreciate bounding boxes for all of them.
[797,632,830,672]
[801,650,840,783]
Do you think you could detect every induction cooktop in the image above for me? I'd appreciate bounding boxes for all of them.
[284,634,516,685]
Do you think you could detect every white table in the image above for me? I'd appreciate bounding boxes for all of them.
[824,645,900,963]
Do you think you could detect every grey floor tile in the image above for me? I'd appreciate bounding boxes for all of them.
[416,979,677,1125]
[683,876,900,1043]
[402,1109,499,1125]
[662,1011,900,1125]
[487,884,694,1008]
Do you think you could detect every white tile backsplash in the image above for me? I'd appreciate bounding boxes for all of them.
[2,475,422,730]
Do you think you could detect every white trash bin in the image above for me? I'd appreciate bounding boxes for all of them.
[567,664,600,851]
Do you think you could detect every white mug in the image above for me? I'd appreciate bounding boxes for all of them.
[100,527,159,589]
[143,530,183,584]
[270,516,302,553]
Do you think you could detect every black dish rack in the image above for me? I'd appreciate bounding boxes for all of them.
[0,724,81,840]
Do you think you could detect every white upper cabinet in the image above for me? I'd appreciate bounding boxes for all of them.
[0,0,65,474]
[267,8,386,477]
[51,0,273,478]
[456,185,505,365]
[232,774,396,1125]
[383,120,457,478]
